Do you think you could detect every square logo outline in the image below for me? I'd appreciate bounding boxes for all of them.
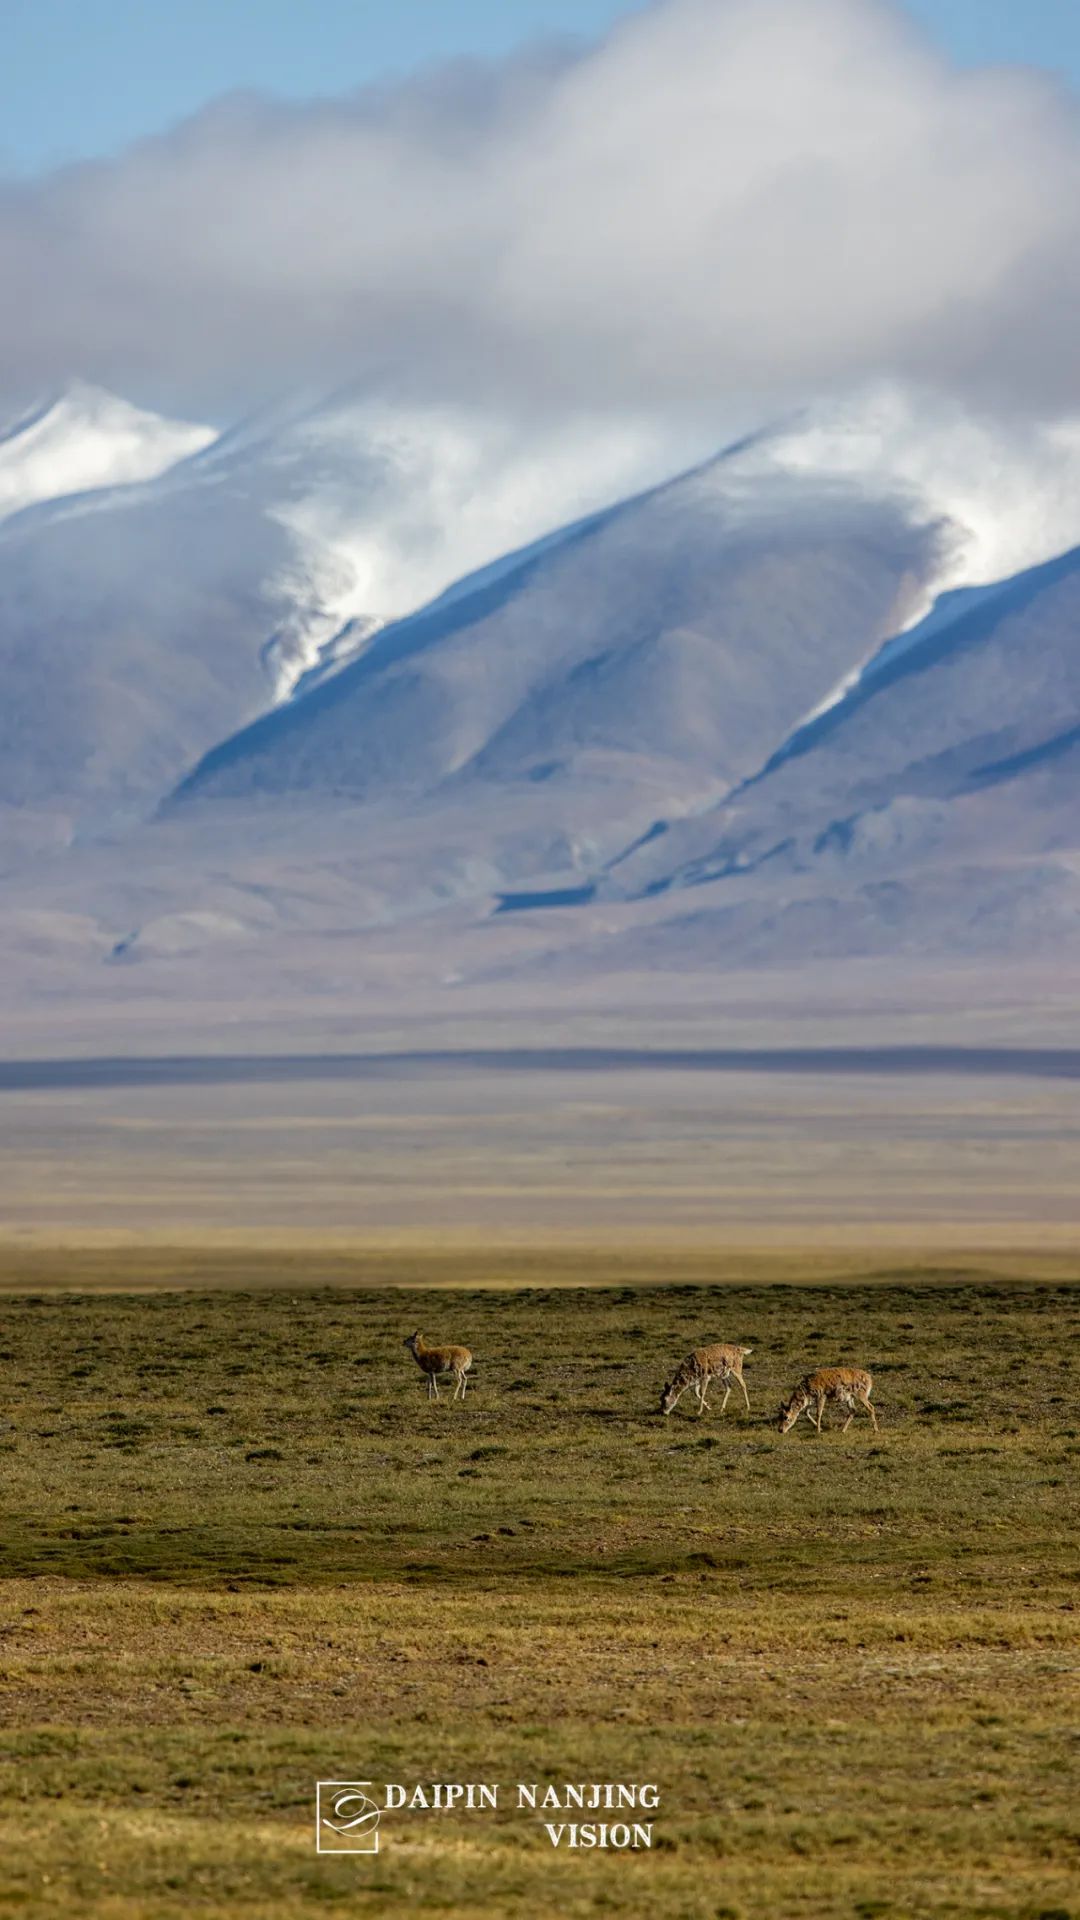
[316,1779,381,1854]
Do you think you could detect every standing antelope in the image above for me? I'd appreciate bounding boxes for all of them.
[659,1344,752,1417]
[777,1366,878,1435]
[404,1330,474,1402]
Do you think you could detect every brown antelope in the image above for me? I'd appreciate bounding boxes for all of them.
[777,1366,878,1435]
[404,1330,473,1402]
[659,1344,752,1417]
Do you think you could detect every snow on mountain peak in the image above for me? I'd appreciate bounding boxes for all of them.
[726,382,1080,726]
[735,382,1080,600]
[252,396,699,699]
[0,381,216,524]
[6,377,1080,979]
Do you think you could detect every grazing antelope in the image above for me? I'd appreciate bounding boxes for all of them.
[659,1344,752,1417]
[404,1330,473,1402]
[777,1366,878,1435]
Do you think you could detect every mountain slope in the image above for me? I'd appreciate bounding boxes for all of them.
[0,390,677,835]
[171,383,1080,818]
[172,462,946,828]
[607,543,1080,898]
[557,538,1080,975]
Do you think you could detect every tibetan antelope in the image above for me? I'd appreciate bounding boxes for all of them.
[659,1344,752,1417]
[777,1366,878,1435]
[404,1331,473,1402]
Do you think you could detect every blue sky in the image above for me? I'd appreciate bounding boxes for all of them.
[0,1,630,172]
[3,0,1080,175]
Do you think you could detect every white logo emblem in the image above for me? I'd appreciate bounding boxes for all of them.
[316,1781,381,1853]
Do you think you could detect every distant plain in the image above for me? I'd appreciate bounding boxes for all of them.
[3,1048,1080,1249]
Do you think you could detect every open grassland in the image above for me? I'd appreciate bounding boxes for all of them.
[0,1257,1077,1918]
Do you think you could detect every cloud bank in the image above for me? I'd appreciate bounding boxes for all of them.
[3,0,1080,422]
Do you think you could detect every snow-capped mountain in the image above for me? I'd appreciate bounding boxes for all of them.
[0,386,685,832]
[4,378,1080,989]
[163,384,1080,929]
[0,381,215,524]
[730,386,1080,606]
[657,386,1080,727]
[172,452,944,838]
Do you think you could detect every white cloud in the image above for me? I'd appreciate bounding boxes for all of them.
[2,0,1079,424]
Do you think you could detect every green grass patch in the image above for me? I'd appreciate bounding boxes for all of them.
[0,1266,1076,1916]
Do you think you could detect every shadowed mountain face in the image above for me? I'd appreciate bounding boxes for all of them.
[172,472,944,822]
[526,540,1080,972]
[0,481,285,822]
[605,543,1080,902]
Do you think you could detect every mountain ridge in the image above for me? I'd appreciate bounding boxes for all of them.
[3,378,1080,996]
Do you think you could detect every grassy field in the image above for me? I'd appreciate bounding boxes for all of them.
[0,1254,1077,1918]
